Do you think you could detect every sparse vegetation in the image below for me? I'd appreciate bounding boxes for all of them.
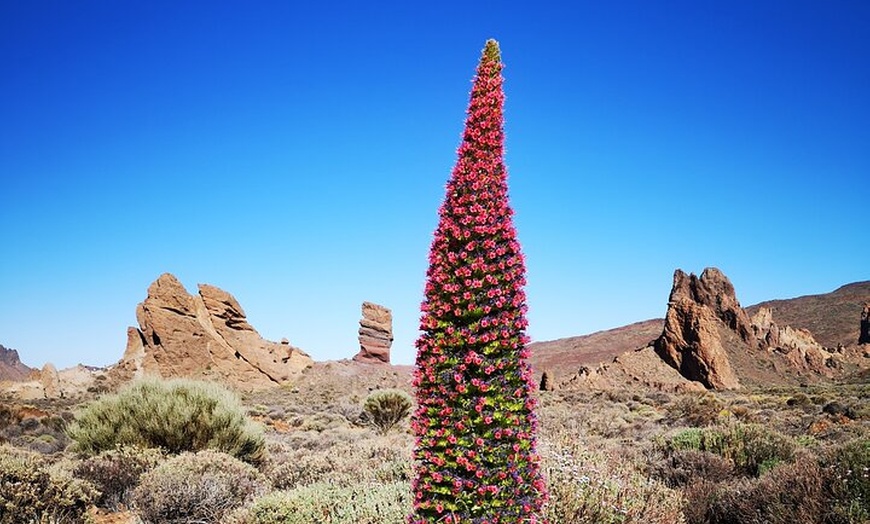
[1,368,867,523]
[0,444,97,524]
[133,450,268,524]
[67,377,266,464]
[233,481,411,524]
[73,445,164,510]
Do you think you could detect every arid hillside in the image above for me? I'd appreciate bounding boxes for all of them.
[747,281,870,348]
[528,319,663,383]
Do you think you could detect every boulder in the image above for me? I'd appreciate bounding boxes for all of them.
[353,302,393,364]
[112,273,312,389]
[39,363,61,399]
[539,370,553,391]
[750,307,835,376]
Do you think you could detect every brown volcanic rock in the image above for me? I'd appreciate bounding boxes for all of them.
[113,273,312,389]
[671,268,756,347]
[747,281,870,348]
[353,302,393,364]
[0,344,33,382]
[654,268,742,390]
[775,326,836,376]
[750,307,780,348]
[751,307,847,377]
[860,303,870,345]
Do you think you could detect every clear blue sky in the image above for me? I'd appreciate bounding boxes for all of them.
[2,1,867,369]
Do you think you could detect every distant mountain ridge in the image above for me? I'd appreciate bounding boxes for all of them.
[530,275,870,390]
[0,344,34,382]
[747,281,870,348]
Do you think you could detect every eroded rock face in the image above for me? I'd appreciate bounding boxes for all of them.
[860,303,870,345]
[672,268,756,346]
[0,344,32,382]
[654,268,742,390]
[113,273,312,389]
[776,325,836,375]
[353,302,393,364]
[750,307,780,348]
[751,307,835,375]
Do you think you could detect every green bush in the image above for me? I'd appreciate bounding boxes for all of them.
[362,389,412,435]
[825,438,870,523]
[665,423,795,477]
[133,450,268,524]
[0,444,97,524]
[67,378,266,464]
[237,481,411,524]
[73,445,164,510]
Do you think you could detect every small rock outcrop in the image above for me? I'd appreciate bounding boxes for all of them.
[39,363,61,398]
[353,302,393,364]
[654,268,742,390]
[113,273,312,389]
[539,370,553,391]
[860,303,870,345]
[750,307,780,348]
[751,307,835,375]
[2,364,105,400]
[0,344,33,382]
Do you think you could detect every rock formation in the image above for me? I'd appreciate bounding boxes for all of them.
[0,344,32,382]
[2,364,105,400]
[539,370,553,391]
[112,273,312,389]
[751,307,835,375]
[353,302,393,364]
[654,268,742,390]
[672,267,756,346]
[750,307,780,348]
[860,303,870,345]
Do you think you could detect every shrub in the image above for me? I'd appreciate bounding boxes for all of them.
[665,393,725,426]
[133,450,268,524]
[362,389,413,434]
[665,423,795,477]
[0,444,97,524]
[825,438,870,523]
[543,443,685,524]
[74,445,164,510]
[0,406,70,454]
[684,458,829,524]
[410,39,546,522]
[264,433,412,490]
[653,449,736,487]
[67,377,266,464]
[236,481,411,524]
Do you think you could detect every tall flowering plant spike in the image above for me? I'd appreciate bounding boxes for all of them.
[410,39,547,524]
